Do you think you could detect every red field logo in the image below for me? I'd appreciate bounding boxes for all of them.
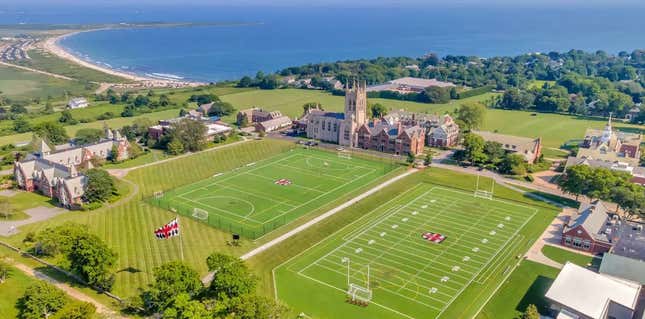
[274,178,292,186]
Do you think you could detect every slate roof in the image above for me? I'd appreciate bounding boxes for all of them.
[567,200,614,243]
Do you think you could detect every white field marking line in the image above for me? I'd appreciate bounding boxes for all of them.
[434,186,539,216]
[422,187,536,218]
[274,163,352,182]
[243,171,327,194]
[435,206,536,318]
[341,239,482,275]
[313,260,453,307]
[341,205,402,241]
[240,169,417,261]
[246,201,291,219]
[295,270,419,319]
[282,184,426,274]
[398,205,499,292]
[475,235,524,285]
[374,209,516,246]
[177,194,264,225]
[191,194,258,217]
[413,193,533,221]
[299,188,438,276]
[260,166,377,225]
[213,183,300,207]
[177,153,301,198]
[274,183,433,319]
[470,241,531,319]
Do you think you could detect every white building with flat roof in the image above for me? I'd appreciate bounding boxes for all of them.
[67,97,89,109]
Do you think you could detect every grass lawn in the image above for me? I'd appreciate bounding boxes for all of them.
[476,260,559,319]
[541,245,601,268]
[151,147,396,239]
[541,148,570,160]
[16,49,130,84]
[260,168,559,319]
[0,65,93,100]
[103,149,170,169]
[0,264,39,319]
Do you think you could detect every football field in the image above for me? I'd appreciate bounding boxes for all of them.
[150,147,396,239]
[275,184,537,319]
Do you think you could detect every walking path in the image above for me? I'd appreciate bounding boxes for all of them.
[11,262,126,318]
[0,206,65,237]
[201,168,418,284]
[0,61,75,80]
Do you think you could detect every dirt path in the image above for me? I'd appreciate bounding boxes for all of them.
[0,61,75,80]
[11,262,126,318]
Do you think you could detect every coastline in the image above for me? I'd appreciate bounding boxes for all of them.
[41,29,206,87]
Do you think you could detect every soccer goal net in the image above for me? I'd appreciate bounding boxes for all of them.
[347,283,372,303]
[338,152,352,160]
[192,208,209,221]
[153,191,164,199]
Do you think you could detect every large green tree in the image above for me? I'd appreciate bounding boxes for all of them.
[33,121,69,145]
[74,128,104,145]
[144,261,203,312]
[82,169,117,203]
[455,102,486,130]
[51,301,96,319]
[170,118,208,153]
[206,253,257,299]
[67,231,117,291]
[17,281,67,319]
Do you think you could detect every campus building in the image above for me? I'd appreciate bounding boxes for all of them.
[383,111,460,147]
[561,200,616,254]
[13,127,129,207]
[66,97,89,109]
[303,80,425,155]
[366,77,456,94]
[472,130,543,164]
[236,107,292,133]
[148,112,232,140]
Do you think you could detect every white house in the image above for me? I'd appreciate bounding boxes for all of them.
[67,97,89,109]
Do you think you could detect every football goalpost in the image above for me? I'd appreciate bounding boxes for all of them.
[474,175,494,200]
[192,207,209,221]
[342,257,372,304]
[338,151,352,160]
[153,191,164,199]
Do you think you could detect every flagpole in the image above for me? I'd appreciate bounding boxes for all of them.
[177,216,185,261]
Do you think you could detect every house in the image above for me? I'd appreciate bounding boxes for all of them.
[382,112,460,147]
[254,116,292,133]
[545,262,641,319]
[148,115,231,141]
[236,108,283,127]
[67,97,89,109]
[561,200,616,254]
[471,130,542,164]
[366,77,455,94]
[355,120,425,156]
[565,116,643,182]
[13,127,129,208]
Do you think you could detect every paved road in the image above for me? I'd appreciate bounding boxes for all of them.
[0,206,64,237]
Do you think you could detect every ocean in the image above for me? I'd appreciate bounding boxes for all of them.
[4,4,645,82]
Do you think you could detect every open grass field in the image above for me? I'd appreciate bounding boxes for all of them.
[541,245,601,268]
[274,181,553,319]
[0,265,39,319]
[0,65,92,100]
[151,148,396,239]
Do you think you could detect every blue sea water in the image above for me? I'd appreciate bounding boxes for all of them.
[4,4,645,82]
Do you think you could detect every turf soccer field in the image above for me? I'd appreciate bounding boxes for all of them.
[150,147,396,239]
[275,184,538,319]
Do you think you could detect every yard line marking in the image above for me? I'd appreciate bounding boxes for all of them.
[243,171,326,194]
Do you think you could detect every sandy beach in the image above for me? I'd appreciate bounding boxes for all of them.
[41,30,205,87]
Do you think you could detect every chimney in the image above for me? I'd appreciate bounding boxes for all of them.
[397,121,402,133]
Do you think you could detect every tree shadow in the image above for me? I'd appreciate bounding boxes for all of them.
[117,266,142,274]
[515,275,555,315]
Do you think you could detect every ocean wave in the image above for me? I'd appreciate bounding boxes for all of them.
[149,72,184,80]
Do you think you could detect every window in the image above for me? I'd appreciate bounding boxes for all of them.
[572,238,583,248]
[582,240,591,250]
[564,236,572,245]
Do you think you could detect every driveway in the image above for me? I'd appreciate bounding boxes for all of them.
[0,206,64,237]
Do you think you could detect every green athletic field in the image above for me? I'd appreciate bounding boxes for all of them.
[150,147,397,239]
[275,184,538,319]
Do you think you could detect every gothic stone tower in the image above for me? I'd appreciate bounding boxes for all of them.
[339,80,367,147]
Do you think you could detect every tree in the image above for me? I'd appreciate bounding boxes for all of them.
[521,304,540,319]
[128,141,144,159]
[59,110,77,124]
[51,301,96,319]
[13,117,31,133]
[238,76,253,88]
[483,141,505,165]
[462,133,486,164]
[207,101,236,117]
[144,261,203,312]
[226,294,289,319]
[406,152,416,164]
[558,165,592,200]
[166,138,185,155]
[498,88,535,110]
[74,128,104,145]
[499,154,527,175]
[302,102,323,113]
[455,102,486,130]
[368,103,388,118]
[33,122,69,145]
[424,152,433,166]
[259,74,279,89]
[67,231,117,291]
[170,119,207,153]
[206,253,257,299]
[83,169,117,203]
[421,86,451,103]
[17,281,67,319]
[161,293,209,319]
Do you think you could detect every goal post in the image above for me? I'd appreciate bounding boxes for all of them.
[474,175,494,200]
[153,191,164,199]
[342,257,372,303]
[192,207,209,221]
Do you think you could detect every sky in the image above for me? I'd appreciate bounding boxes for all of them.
[3,0,645,7]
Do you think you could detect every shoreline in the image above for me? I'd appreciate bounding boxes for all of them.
[42,29,207,87]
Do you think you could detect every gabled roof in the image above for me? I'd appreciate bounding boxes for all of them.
[545,262,641,319]
[567,200,613,242]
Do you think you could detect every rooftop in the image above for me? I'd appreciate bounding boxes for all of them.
[545,262,641,319]
[599,253,645,284]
